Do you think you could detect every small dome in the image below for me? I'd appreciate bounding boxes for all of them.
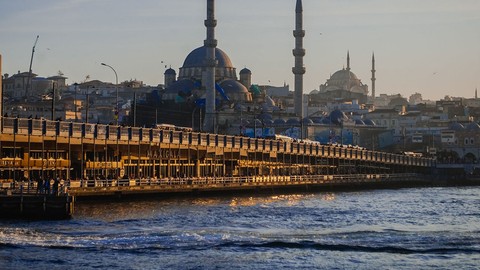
[363,119,376,126]
[219,79,252,102]
[183,46,233,68]
[286,118,300,125]
[466,122,480,130]
[322,118,332,124]
[239,68,251,74]
[263,119,274,126]
[302,118,314,124]
[449,122,465,131]
[252,119,262,126]
[388,96,409,107]
[164,68,176,75]
[312,117,324,124]
[274,119,286,125]
[329,109,348,125]
[241,119,250,126]
[258,113,272,121]
[355,119,365,125]
[220,80,249,94]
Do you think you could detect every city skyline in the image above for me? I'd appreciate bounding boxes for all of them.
[1,0,479,101]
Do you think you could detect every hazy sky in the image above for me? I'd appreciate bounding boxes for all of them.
[1,0,479,100]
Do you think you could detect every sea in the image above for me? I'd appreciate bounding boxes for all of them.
[1,186,479,270]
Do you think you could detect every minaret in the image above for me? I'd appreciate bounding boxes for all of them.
[346,50,350,71]
[292,0,306,119]
[371,52,376,99]
[476,88,478,99]
[202,0,217,133]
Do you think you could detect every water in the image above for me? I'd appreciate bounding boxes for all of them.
[1,187,479,269]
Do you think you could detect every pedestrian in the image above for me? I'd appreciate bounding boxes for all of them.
[53,177,60,196]
[45,178,51,195]
[36,178,42,194]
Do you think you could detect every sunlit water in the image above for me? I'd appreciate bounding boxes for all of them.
[1,187,479,269]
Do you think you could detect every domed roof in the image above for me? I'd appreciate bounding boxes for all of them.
[466,122,480,130]
[329,109,349,125]
[355,119,366,125]
[258,113,272,121]
[302,118,314,124]
[274,118,286,125]
[219,80,249,94]
[263,119,274,126]
[312,117,323,124]
[240,119,250,126]
[321,118,332,124]
[253,119,262,126]
[239,68,251,74]
[449,122,465,130]
[330,69,359,81]
[363,119,376,126]
[182,46,233,68]
[286,118,300,125]
[164,68,176,75]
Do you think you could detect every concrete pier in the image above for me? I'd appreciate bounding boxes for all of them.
[0,193,74,219]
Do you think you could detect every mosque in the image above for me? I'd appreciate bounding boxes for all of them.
[162,46,253,104]
[134,0,377,141]
[134,0,290,134]
[311,51,375,105]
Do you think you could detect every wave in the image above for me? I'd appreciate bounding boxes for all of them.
[216,240,480,255]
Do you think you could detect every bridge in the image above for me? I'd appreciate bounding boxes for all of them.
[0,117,435,198]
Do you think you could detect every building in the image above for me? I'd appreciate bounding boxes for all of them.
[313,52,370,104]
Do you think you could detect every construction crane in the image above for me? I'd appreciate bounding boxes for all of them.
[25,35,39,99]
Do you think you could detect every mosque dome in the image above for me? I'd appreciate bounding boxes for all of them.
[318,53,369,98]
[302,118,314,125]
[466,122,480,131]
[355,119,366,125]
[388,96,409,107]
[182,46,234,68]
[449,122,465,131]
[329,109,348,125]
[219,79,252,102]
[263,119,274,126]
[178,46,238,82]
[258,113,272,121]
[321,118,332,124]
[253,119,262,126]
[274,118,286,125]
[330,69,359,82]
[286,118,300,125]
[312,117,324,124]
[363,119,376,126]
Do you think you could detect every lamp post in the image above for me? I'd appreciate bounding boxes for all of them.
[51,82,56,121]
[101,63,119,125]
[73,83,78,122]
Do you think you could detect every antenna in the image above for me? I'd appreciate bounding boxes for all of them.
[26,35,39,99]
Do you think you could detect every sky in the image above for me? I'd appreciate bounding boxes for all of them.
[1,0,479,101]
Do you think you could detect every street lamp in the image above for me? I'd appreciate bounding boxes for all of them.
[73,83,78,122]
[101,62,119,125]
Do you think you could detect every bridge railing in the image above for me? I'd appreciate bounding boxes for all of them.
[1,117,433,168]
